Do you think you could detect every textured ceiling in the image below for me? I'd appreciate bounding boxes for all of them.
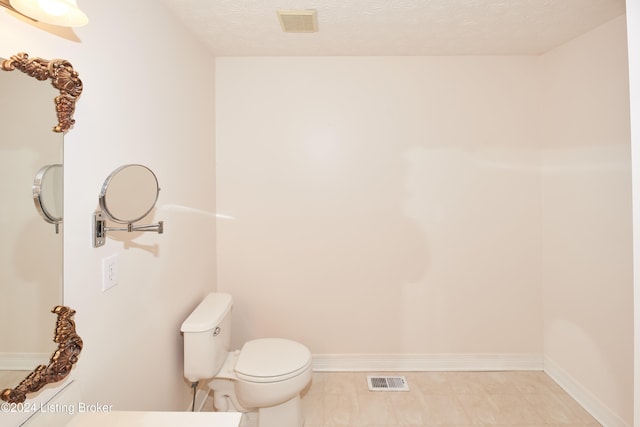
[160,0,626,56]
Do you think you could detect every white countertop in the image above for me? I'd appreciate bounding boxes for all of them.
[65,411,242,427]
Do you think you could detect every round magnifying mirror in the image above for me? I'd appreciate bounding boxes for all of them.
[33,164,63,225]
[99,164,160,224]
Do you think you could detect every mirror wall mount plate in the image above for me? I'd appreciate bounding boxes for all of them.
[1,51,83,402]
[1,52,83,133]
[93,164,164,248]
[1,306,83,403]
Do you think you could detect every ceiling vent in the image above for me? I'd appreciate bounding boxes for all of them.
[277,9,318,33]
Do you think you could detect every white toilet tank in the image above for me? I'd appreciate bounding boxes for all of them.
[181,293,233,383]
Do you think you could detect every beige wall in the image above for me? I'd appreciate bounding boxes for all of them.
[540,15,633,426]
[216,55,545,356]
[0,0,216,415]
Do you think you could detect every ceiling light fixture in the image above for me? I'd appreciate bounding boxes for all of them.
[0,0,88,26]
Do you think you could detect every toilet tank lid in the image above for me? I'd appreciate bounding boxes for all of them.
[181,293,232,333]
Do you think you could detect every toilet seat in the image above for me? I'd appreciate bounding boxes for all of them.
[234,338,312,383]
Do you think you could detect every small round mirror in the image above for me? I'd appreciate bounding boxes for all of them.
[33,164,63,225]
[99,164,159,224]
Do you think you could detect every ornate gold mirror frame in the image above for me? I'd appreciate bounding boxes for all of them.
[1,52,82,133]
[0,52,83,403]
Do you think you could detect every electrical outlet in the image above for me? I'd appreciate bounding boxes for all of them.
[102,253,119,291]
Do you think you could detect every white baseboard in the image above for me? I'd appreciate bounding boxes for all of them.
[311,353,544,372]
[0,352,49,370]
[544,356,631,427]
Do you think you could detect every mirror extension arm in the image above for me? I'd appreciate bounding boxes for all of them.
[93,211,164,248]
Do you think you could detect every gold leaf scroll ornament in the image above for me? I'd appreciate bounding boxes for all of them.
[1,52,83,133]
[1,306,83,403]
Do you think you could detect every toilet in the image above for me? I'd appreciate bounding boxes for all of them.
[181,293,312,427]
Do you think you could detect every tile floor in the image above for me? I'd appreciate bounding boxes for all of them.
[300,371,601,427]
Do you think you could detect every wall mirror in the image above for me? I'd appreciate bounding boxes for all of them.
[0,53,82,404]
[93,164,164,247]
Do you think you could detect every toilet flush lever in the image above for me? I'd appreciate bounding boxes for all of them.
[213,326,221,336]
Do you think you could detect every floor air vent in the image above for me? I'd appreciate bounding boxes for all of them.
[367,375,409,392]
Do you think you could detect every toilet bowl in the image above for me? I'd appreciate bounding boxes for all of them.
[181,293,312,427]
